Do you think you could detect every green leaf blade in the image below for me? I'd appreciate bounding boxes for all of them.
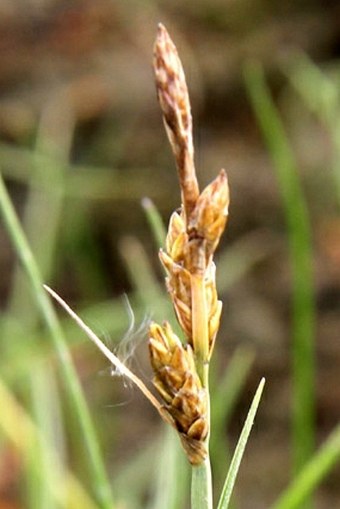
[216,378,265,509]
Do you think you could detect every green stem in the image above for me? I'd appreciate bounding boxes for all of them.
[191,458,213,509]
[0,173,114,509]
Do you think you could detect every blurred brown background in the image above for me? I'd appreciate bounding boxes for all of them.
[0,1,340,508]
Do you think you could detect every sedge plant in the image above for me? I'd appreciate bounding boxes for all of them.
[2,22,340,509]
[44,24,265,509]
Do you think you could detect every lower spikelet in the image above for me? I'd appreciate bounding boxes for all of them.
[148,321,208,464]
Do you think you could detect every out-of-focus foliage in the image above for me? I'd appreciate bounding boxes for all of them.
[0,1,339,508]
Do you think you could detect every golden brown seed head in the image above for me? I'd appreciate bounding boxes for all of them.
[151,24,230,464]
[148,320,208,464]
[159,244,222,353]
[188,169,229,261]
[166,210,187,262]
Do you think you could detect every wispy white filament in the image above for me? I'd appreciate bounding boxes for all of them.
[43,284,162,412]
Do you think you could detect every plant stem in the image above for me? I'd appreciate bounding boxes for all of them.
[0,173,114,509]
[191,271,213,509]
[191,273,210,379]
[191,458,213,509]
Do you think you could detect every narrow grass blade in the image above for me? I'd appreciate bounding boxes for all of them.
[148,428,189,509]
[43,284,163,413]
[0,376,99,509]
[284,53,340,207]
[272,424,340,509]
[5,96,71,329]
[244,62,316,479]
[0,173,114,508]
[25,364,65,509]
[284,53,338,125]
[1,102,70,508]
[211,347,255,491]
[141,196,167,248]
[216,378,265,509]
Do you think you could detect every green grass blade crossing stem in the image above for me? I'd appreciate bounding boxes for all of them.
[216,378,265,509]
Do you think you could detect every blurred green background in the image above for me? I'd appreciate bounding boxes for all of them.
[0,1,339,508]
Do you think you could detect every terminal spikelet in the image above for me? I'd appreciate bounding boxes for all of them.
[153,23,199,219]
[149,321,208,464]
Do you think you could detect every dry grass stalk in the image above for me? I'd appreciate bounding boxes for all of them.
[43,285,174,429]
[149,24,230,465]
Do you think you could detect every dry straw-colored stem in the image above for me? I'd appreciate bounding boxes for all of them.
[43,285,173,428]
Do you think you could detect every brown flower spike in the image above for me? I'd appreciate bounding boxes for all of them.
[149,321,208,464]
[149,24,229,465]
